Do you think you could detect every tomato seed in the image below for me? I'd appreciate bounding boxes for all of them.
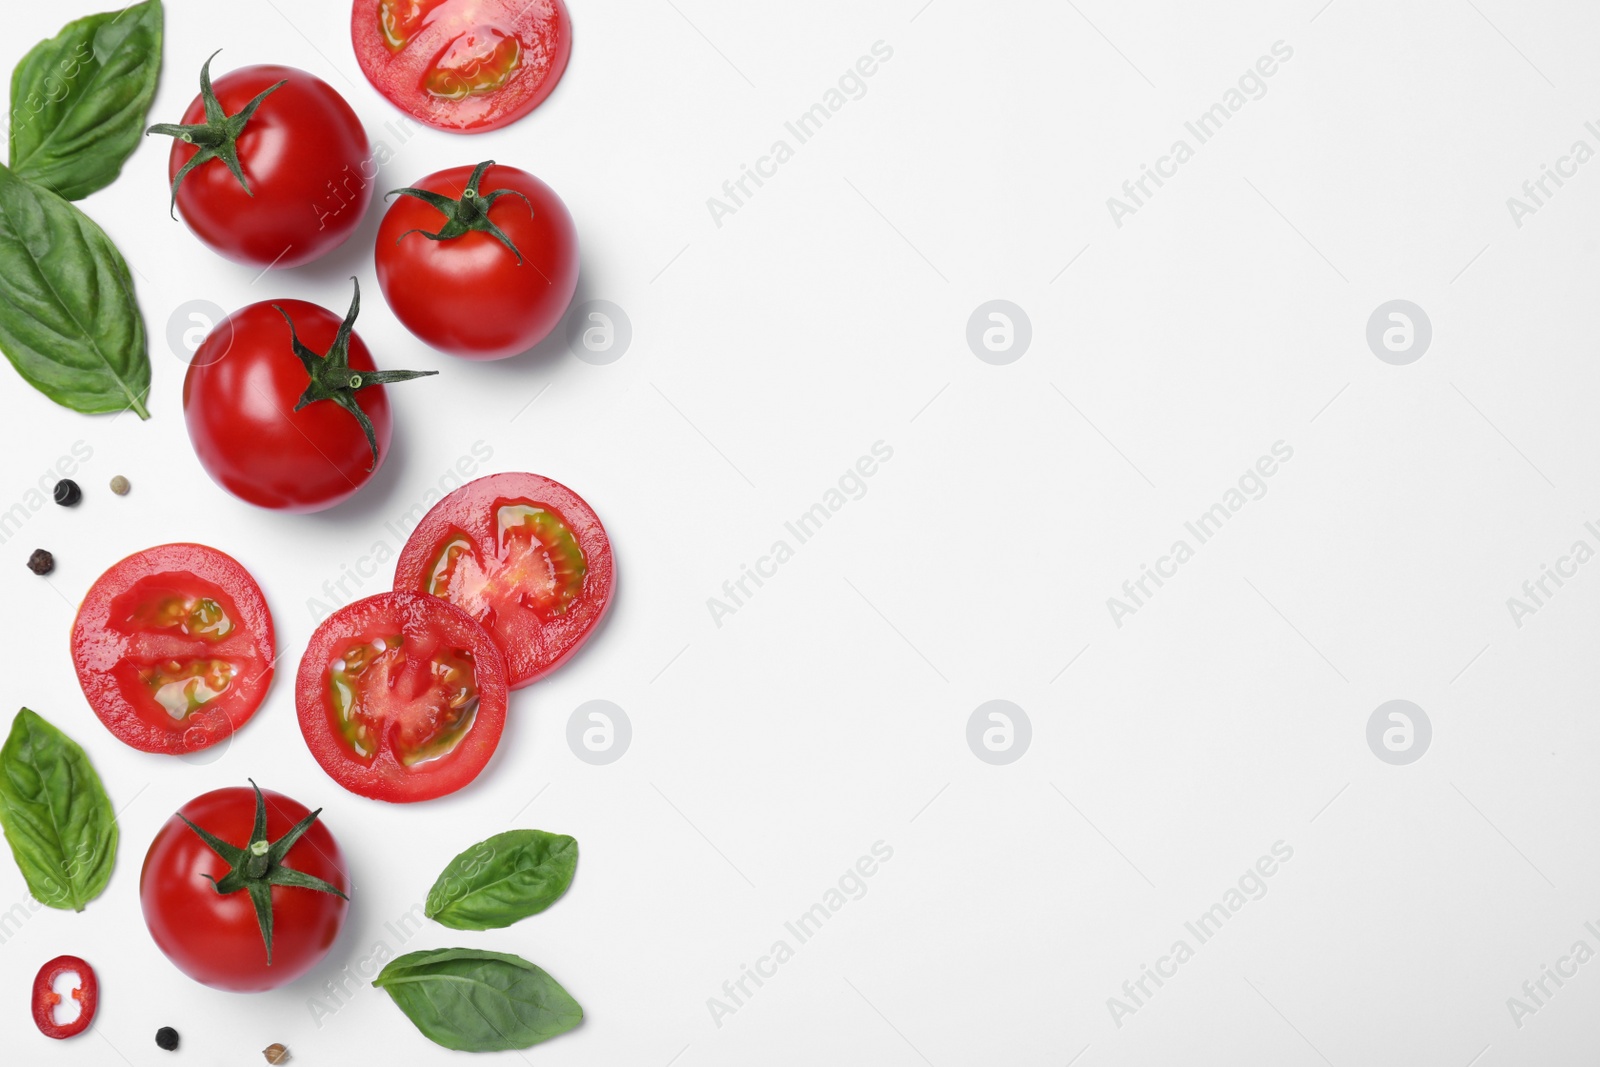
[27,549,53,575]
[53,479,82,507]
[155,1026,179,1051]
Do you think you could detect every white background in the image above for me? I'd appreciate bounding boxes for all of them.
[2,0,1599,1063]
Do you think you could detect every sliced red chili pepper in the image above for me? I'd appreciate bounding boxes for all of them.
[31,955,98,1039]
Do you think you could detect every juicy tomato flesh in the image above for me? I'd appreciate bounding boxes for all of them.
[328,633,480,766]
[354,0,571,132]
[73,545,275,755]
[427,502,586,630]
[378,0,525,98]
[32,956,97,1040]
[424,25,521,99]
[395,473,613,688]
[297,592,508,802]
[106,576,251,727]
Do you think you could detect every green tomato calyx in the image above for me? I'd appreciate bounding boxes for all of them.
[386,161,534,264]
[273,279,437,472]
[180,780,347,965]
[146,51,287,218]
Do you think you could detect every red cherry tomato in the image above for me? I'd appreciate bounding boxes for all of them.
[156,58,372,269]
[395,473,613,688]
[141,785,350,992]
[376,162,579,360]
[352,0,572,132]
[297,593,509,802]
[31,956,97,1040]
[71,544,275,755]
[184,283,434,512]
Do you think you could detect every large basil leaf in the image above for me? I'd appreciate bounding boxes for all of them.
[0,163,150,417]
[374,948,583,1052]
[425,829,578,931]
[0,709,118,911]
[10,0,164,202]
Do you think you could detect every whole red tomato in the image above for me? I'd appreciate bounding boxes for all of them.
[141,783,350,992]
[376,162,578,360]
[184,281,435,512]
[150,54,372,269]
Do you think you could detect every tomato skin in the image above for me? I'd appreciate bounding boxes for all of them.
[31,956,97,1039]
[352,0,572,133]
[71,544,275,755]
[167,65,372,269]
[376,165,579,360]
[395,473,613,688]
[184,300,392,512]
[141,787,349,992]
[297,592,509,802]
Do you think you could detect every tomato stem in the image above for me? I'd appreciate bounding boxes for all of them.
[272,279,437,471]
[386,161,534,263]
[146,51,287,219]
[180,780,348,966]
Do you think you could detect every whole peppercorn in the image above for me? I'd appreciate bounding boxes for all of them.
[154,1027,179,1051]
[27,549,54,575]
[53,479,82,507]
[110,475,130,496]
[263,1043,290,1064]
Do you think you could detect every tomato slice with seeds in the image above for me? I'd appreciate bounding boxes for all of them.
[71,545,274,755]
[395,473,613,688]
[352,0,572,133]
[296,592,508,802]
[32,955,97,1040]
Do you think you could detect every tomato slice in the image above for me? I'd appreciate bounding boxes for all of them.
[296,592,508,802]
[32,956,97,1040]
[394,473,613,688]
[72,545,275,755]
[352,0,572,132]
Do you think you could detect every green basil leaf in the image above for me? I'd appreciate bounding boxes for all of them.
[0,163,150,417]
[425,829,578,931]
[0,708,118,911]
[374,948,583,1052]
[10,0,164,202]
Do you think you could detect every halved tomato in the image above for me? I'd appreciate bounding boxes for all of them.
[352,0,572,133]
[394,473,613,688]
[71,545,275,755]
[296,592,507,802]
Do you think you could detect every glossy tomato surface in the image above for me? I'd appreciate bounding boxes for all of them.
[72,544,275,755]
[377,164,579,360]
[185,300,392,512]
[141,787,349,991]
[297,592,508,802]
[167,65,371,268]
[395,473,612,688]
[352,0,572,132]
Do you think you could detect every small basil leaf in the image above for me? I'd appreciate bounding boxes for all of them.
[373,948,583,1052]
[425,829,577,931]
[0,163,150,417]
[10,0,164,202]
[0,709,118,911]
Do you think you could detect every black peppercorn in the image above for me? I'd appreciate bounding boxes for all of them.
[27,549,53,575]
[53,479,82,507]
[155,1027,179,1051]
